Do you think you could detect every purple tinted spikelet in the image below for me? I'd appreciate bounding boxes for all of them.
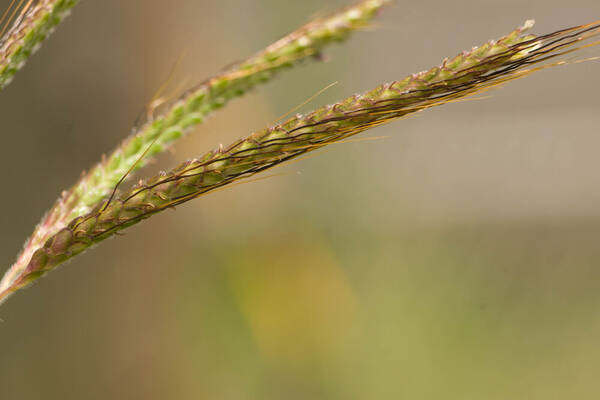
[69,0,388,217]
[1,19,599,302]
[0,0,388,298]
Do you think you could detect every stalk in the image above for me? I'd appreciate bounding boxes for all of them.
[1,20,598,303]
[0,0,80,89]
[0,0,388,296]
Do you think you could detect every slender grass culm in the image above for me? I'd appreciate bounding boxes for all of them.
[0,0,598,304]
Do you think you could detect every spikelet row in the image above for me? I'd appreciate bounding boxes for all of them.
[4,19,598,300]
[0,0,79,89]
[0,0,388,296]
[68,0,388,217]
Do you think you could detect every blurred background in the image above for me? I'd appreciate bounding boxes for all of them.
[1,0,600,398]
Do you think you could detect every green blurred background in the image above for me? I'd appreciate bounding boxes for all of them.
[1,0,600,398]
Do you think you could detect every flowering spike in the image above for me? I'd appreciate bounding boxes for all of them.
[0,0,388,298]
[1,19,599,303]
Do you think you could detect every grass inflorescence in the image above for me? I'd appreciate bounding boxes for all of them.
[0,1,598,304]
[0,0,389,302]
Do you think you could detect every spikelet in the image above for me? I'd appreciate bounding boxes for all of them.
[0,0,80,89]
[0,0,389,298]
[69,0,389,217]
[1,19,598,303]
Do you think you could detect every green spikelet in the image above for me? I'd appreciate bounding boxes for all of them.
[0,0,80,89]
[0,0,389,299]
[70,0,388,217]
[2,19,598,303]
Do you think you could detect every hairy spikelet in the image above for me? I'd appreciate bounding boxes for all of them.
[0,0,79,89]
[67,0,388,218]
[0,0,388,297]
[1,19,598,303]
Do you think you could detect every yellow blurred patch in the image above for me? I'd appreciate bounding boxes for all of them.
[224,236,357,366]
